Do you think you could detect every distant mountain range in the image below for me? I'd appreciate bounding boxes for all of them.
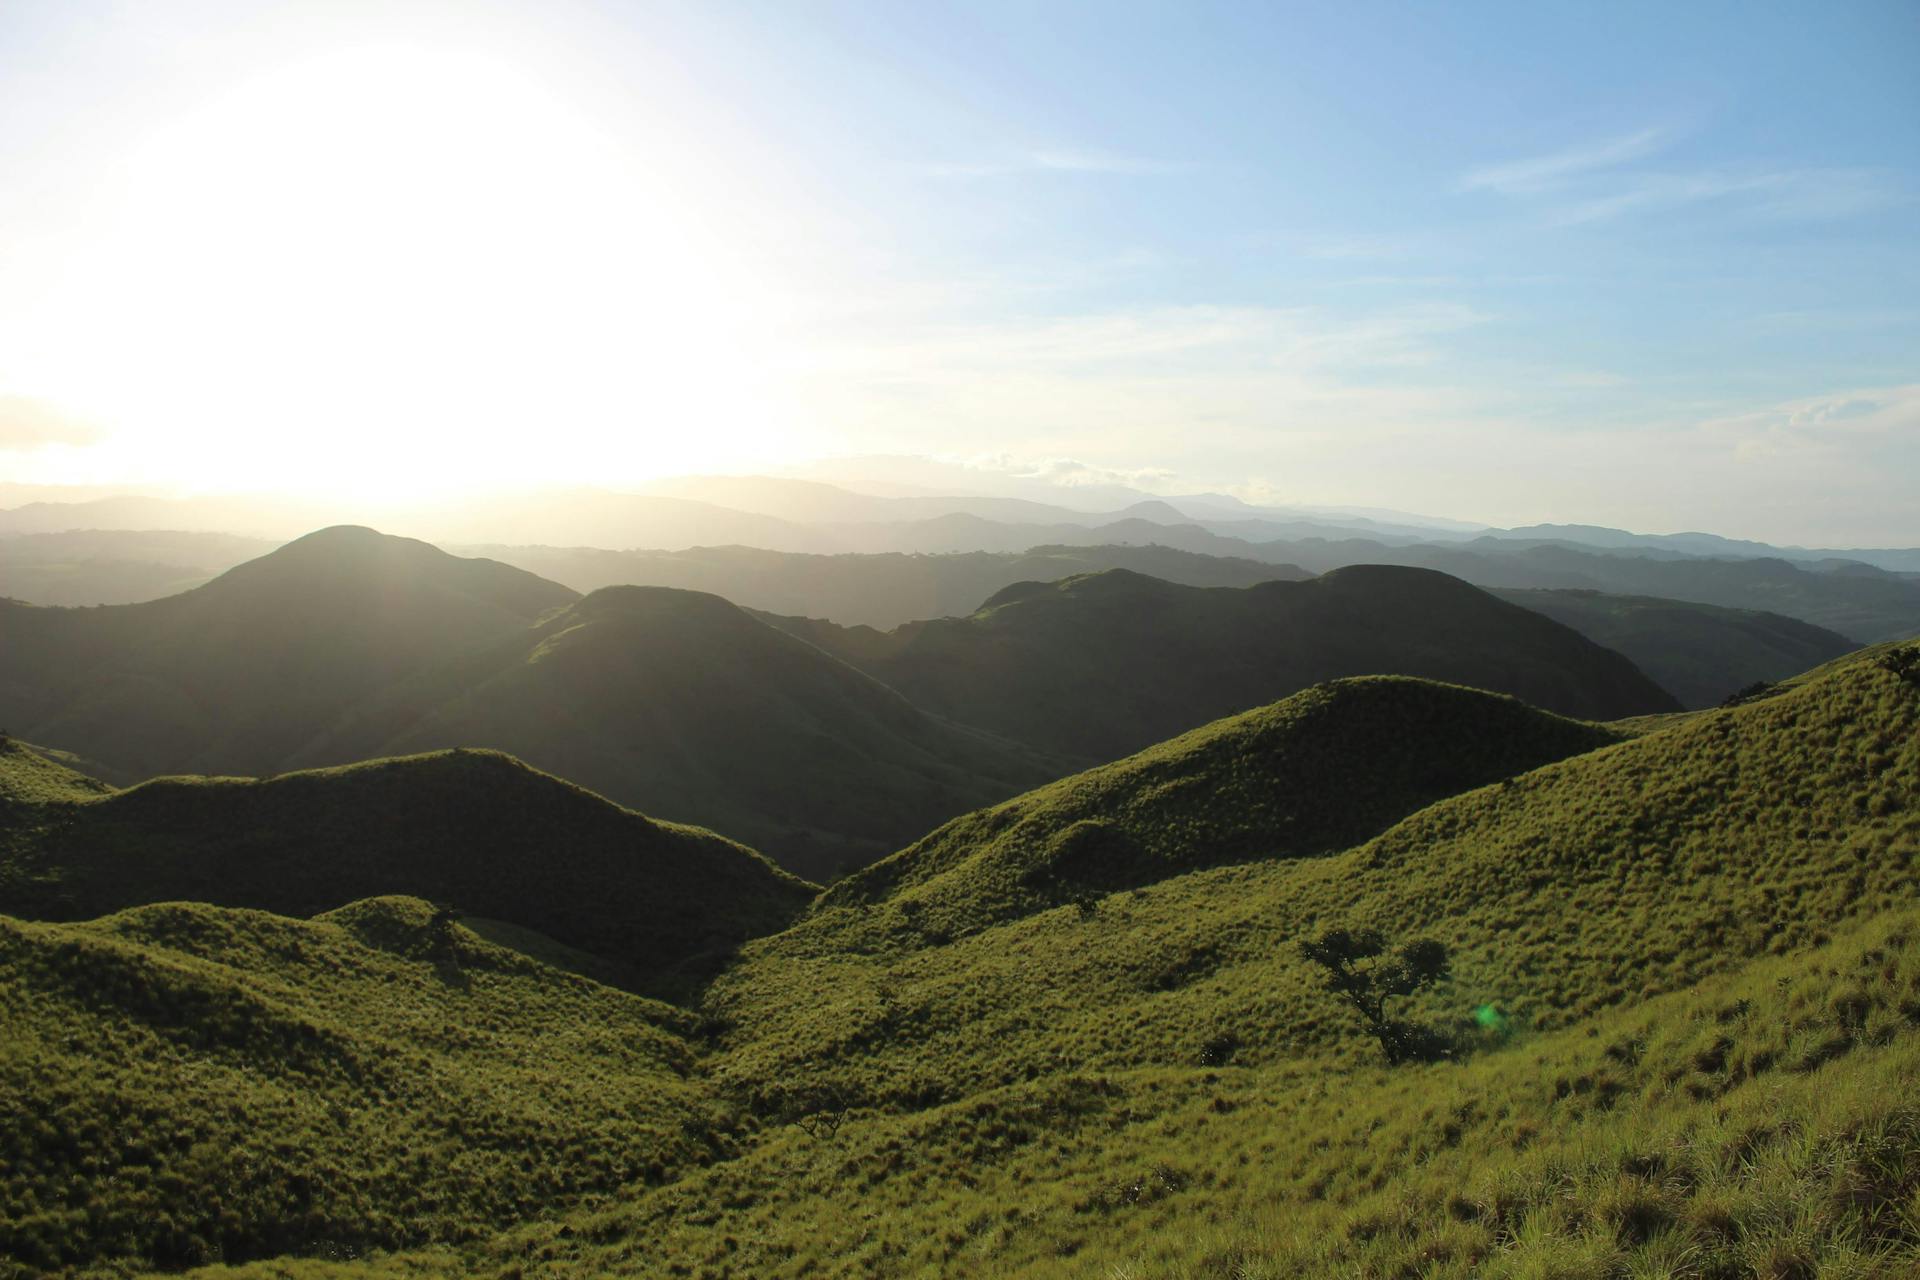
[5,477,1916,647]
[0,526,1725,878]
[760,565,1677,762]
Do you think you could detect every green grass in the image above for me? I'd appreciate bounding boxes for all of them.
[0,737,112,805]
[706,647,1916,1116]
[817,676,1625,942]
[131,905,1920,1280]
[3,645,1915,1279]
[0,897,718,1278]
[0,747,815,997]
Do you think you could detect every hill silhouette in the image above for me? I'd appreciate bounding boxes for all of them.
[0,745,814,993]
[765,565,1677,763]
[296,585,1066,880]
[0,526,577,778]
[1489,586,1859,707]
[468,541,1309,628]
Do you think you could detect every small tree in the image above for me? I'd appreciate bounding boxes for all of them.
[1300,928,1452,1065]
[1876,645,1919,688]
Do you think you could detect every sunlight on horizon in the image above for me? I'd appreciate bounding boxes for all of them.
[14,27,797,501]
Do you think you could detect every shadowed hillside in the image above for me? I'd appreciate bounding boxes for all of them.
[766,565,1678,763]
[0,526,577,778]
[0,747,814,994]
[296,586,1066,881]
[1491,587,1858,708]
[472,542,1308,628]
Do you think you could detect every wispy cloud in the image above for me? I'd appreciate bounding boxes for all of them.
[953,453,1181,490]
[916,148,1178,180]
[1699,384,1920,460]
[1460,127,1670,195]
[1460,127,1906,225]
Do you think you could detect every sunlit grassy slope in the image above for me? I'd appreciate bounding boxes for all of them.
[818,677,1625,939]
[5,648,1916,1279]
[764,564,1680,764]
[0,746,814,994]
[0,897,719,1277]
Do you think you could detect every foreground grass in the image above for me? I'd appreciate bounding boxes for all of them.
[5,648,1915,1278]
[0,898,719,1278]
[151,907,1920,1279]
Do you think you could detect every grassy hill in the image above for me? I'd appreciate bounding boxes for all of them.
[707,646,1915,1117]
[1492,586,1859,708]
[767,565,1678,764]
[294,586,1065,881]
[0,896,721,1277]
[820,677,1625,938]
[0,526,577,779]
[0,743,814,995]
[24,643,1905,1280]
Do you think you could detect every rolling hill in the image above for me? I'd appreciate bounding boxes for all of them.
[292,585,1066,881]
[0,895,719,1275]
[817,677,1626,939]
[467,541,1309,628]
[0,526,578,778]
[0,740,814,993]
[764,565,1679,763]
[1489,587,1860,708]
[1,645,1915,1278]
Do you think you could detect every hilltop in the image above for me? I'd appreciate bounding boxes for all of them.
[709,645,1917,1113]
[820,677,1624,938]
[0,526,577,778]
[0,745,814,994]
[766,565,1678,763]
[295,585,1065,881]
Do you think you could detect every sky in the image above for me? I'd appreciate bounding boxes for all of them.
[0,0,1915,544]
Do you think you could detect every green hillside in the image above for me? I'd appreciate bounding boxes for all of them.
[1492,586,1859,708]
[0,896,718,1277]
[0,746,814,994]
[820,677,1624,938]
[768,564,1678,764]
[0,526,577,778]
[298,585,1065,881]
[3,648,1914,1279]
[709,647,1915,1114]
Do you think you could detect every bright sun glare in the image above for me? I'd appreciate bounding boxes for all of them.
[36,37,783,499]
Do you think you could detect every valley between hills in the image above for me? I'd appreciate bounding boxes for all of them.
[1,523,1916,1279]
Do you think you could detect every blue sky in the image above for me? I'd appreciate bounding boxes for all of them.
[0,1,1915,541]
